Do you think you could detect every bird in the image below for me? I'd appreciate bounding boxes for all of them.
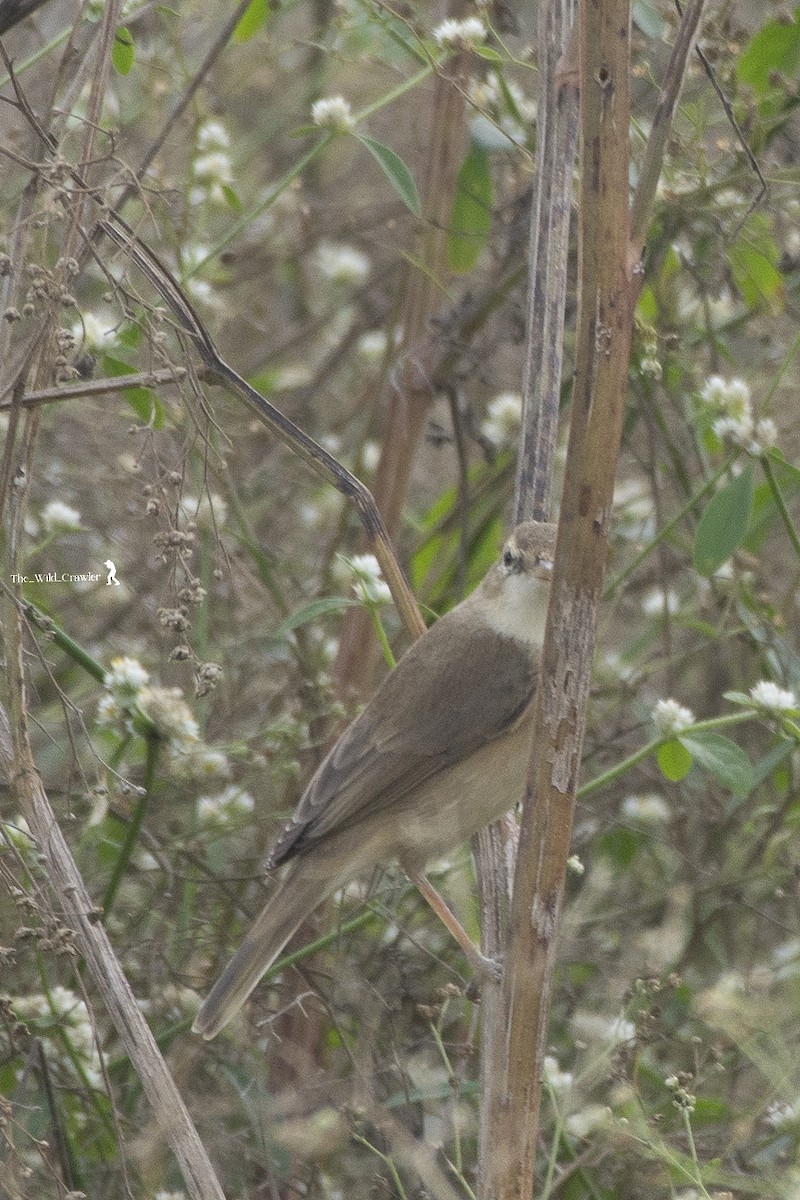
[193,521,557,1039]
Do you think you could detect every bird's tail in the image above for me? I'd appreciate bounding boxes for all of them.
[193,858,327,1040]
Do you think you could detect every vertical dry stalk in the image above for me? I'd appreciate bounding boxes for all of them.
[480,0,634,1196]
[333,4,470,697]
[475,0,578,1184]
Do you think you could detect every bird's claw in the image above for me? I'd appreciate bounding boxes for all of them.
[463,951,503,999]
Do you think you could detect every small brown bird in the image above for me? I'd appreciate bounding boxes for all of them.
[193,521,557,1039]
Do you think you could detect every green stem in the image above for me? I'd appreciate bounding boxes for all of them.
[190,62,435,275]
[577,710,757,799]
[604,455,736,599]
[187,135,332,277]
[352,1135,409,1199]
[681,1106,713,1199]
[23,602,106,683]
[761,453,800,561]
[101,733,161,918]
[368,604,396,668]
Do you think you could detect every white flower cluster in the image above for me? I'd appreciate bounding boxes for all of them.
[699,375,778,456]
[641,587,679,617]
[192,120,234,206]
[316,240,371,286]
[749,680,797,713]
[104,654,150,690]
[73,310,118,351]
[481,391,523,449]
[180,243,219,307]
[433,16,487,49]
[14,987,103,1086]
[543,1054,573,1093]
[311,95,354,132]
[41,499,82,533]
[621,793,670,823]
[344,553,392,606]
[196,784,255,826]
[138,685,200,746]
[99,657,231,778]
[180,491,228,529]
[652,697,694,734]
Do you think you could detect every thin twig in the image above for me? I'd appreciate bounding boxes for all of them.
[0,366,187,409]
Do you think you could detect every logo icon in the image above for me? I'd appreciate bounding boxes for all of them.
[104,560,121,587]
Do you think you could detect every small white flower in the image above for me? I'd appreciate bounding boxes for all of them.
[481,391,523,449]
[622,793,670,823]
[341,553,392,605]
[181,492,227,529]
[311,95,354,131]
[543,1055,573,1093]
[358,329,388,361]
[193,151,233,185]
[354,577,392,606]
[73,310,118,350]
[348,553,382,581]
[105,655,150,690]
[641,587,679,617]
[171,744,227,782]
[361,440,381,472]
[197,785,255,825]
[273,363,314,390]
[565,1104,612,1139]
[652,697,694,734]
[572,1011,636,1046]
[138,685,199,743]
[41,500,82,532]
[433,16,487,48]
[96,693,123,726]
[316,240,371,285]
[712,414,752,446]
[750,416,778,453]
[197,119,230,151]
[700,375,752,422]
[749,680,797,713]
[567,854,585,875]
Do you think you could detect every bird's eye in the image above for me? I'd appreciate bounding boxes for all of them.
[502,546,518,569]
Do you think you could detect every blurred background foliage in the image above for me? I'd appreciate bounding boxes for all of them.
[1,0,800,1197]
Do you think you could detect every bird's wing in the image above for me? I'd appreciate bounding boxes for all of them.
[269,609,536,866]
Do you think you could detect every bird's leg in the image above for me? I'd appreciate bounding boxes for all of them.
[408,870,502,983]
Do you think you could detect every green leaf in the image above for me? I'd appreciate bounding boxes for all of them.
[598,825,641,869]
[220,184,242,211]
[729,237,785,314]
[657,739,692,782]
[447,144,492,273]
[101,355,164,428]
[678,731,754,796]
[727,215,784,314]
[693,465,754,576]
[633,0,668,39]
[233,0,270,42]
[272,596,359,641]
[112,26,135,75]
[356,135,421,215]
[473,45,505,62]
[722,690,755,708]
[737,10,800,98]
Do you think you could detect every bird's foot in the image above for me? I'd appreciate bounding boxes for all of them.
[463,949,503,999]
